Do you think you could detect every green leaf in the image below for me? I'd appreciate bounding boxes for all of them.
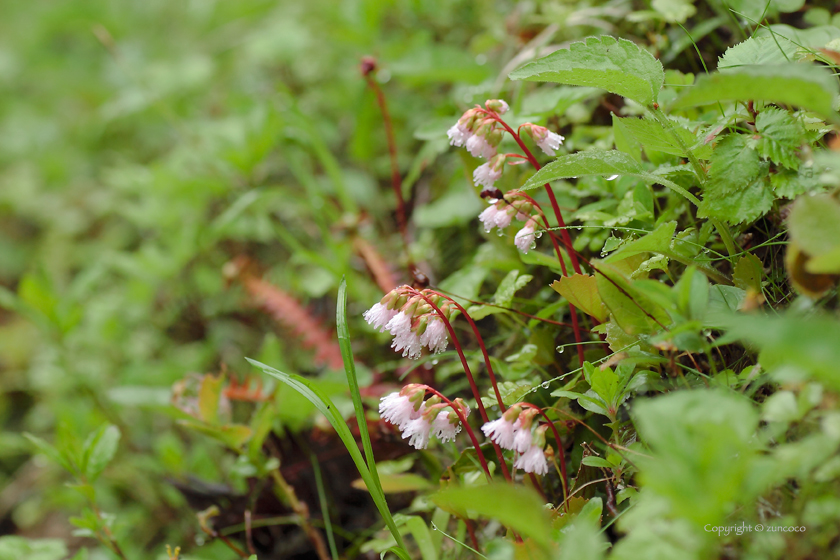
[717,36,798,72]
[24,433,76,475]
[699,134,773,224]
[494,270,533,308]
[0,536,68,560]
[198,374,224,425]
[178,421,252,450]
[81,425,120,482]
[595,261,670,335]
[612,114,642,162]
[632,390,761,525]
[612,116,710,159]
[604,222,676,264]
[672,64,840,123]
[509,36,664,106]
[787,193,840,273]
[733,253,763,293]
[581,456,614,469]
[755,108,803,169]
[431,484,553,550]
[652,0,696,23]
[335,278,408,552]
[394,515,438,560]
[551,274,607,322]
[521,150,701,206]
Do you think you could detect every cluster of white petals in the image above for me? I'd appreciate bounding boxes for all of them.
[534,127,565,157]
[446,122,471,147]
[378,392,423,430]
[514,220,537,254]
[478,201,516,234]
[482,409,549,474]
[466,134,496,160]
[514,444,549,475]
[419,316,448,355]
[379,390,469,450]
[473,161,502,189]
[363,290,450,359]
[363,302,398,332]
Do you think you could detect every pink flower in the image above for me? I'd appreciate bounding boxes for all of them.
[447,122,472,147]
[432,410,461,443]
[482,416,518,449]
[473,161,502,189]
[512,422,533,453]
[402,416,433,449]
[493,205,514,230]
[379,392,421,430]
[385,311,422,359]
[533,126,564,156]
[485,99,510,115]
[514,219,538,254]
[515,444,549,475]
[419,316,448,354]
[363,302,398,332]
[466,134,496,160]
[478,203,501,233]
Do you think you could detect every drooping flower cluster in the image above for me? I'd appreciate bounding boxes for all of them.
[520,123,565,157]
[477,198,542,254]
[482,406,551,475]
[363,286,451,359]
[379,384,470,449]
[447,99,510,162]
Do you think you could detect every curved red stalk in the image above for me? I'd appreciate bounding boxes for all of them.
[518,402,568,503]
[411,291,513,482]
[425,291,506,412]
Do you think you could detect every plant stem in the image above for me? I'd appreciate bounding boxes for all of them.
[519,403,568,502]
[422,386,496,483]
[412,291,513,482]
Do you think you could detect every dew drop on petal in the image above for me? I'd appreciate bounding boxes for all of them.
[606,174,619,180]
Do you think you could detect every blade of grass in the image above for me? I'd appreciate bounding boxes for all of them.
[310,452,339,560]
[247,358,408,552]
[336,277,383,492]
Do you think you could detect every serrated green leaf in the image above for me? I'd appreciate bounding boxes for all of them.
[717,36,798,72]
[551,274,607,322]
[672,64,840,123]
[755,108,803,169]
[81,425,120,482]
[612,116,710,159]
[770,166,819,199]
[509,36,664,106]
[699,135,773,224]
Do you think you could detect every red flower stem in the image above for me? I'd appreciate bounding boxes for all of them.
[411,292,513,482]
[519,403,568,503]
[425,291,506,412]
[363,70,408,243]
[421,386,498,483]
[485,112,582,275]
